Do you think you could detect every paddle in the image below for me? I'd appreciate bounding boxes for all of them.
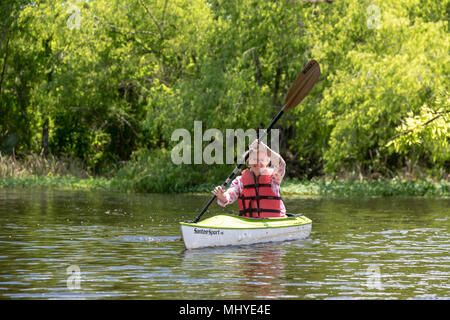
[188,60,321,223]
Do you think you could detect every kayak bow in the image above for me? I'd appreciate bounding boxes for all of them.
[180,214,312,249]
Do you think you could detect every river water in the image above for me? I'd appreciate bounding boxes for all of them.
[0,188,448,299]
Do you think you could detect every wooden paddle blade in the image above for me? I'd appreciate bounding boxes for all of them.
[284,60,320,111]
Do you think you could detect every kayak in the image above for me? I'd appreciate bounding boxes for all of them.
[179,214,312,250]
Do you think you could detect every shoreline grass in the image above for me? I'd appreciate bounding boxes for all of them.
[1,174,449,197]
[0,175,111,191]
[280,178,450,197]
[1,153,448,197]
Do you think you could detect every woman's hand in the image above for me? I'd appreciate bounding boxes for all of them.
[249,139,260,152]
[248,139,271,163]
[213,186,227,203]
[249,139,269,152]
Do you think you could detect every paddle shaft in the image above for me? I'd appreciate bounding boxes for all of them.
[190,108,284,223]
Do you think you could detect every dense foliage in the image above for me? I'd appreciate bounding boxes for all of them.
[0,0,448,192]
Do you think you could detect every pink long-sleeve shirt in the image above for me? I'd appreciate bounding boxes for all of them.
[217,159,286,214]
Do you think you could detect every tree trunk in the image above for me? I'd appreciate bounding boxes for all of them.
[273,65,282,105]
[254,54,262,87]
[0,27,10,94]
[42,118,49,158]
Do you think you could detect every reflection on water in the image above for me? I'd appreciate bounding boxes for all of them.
[0,188,449,299]
[181,245,288,299]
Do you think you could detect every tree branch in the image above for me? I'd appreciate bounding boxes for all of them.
[389,112,447,141]
[88,11,160,56]
[137,0,164,39]
[162,0,168,23]
[89,11,157,37]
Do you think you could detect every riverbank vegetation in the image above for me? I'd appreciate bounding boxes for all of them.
[1,153,448,197]
[1,0,448,195]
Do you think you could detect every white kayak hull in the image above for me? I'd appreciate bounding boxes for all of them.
[180,214,312,250]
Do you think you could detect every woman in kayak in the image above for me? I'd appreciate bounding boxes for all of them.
[213,140,286,218]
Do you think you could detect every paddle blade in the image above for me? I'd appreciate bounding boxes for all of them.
[284,60,320,111]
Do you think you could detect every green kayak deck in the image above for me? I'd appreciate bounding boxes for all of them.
[180,214,312,230]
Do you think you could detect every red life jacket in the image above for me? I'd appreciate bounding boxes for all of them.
[238,169,284,218]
